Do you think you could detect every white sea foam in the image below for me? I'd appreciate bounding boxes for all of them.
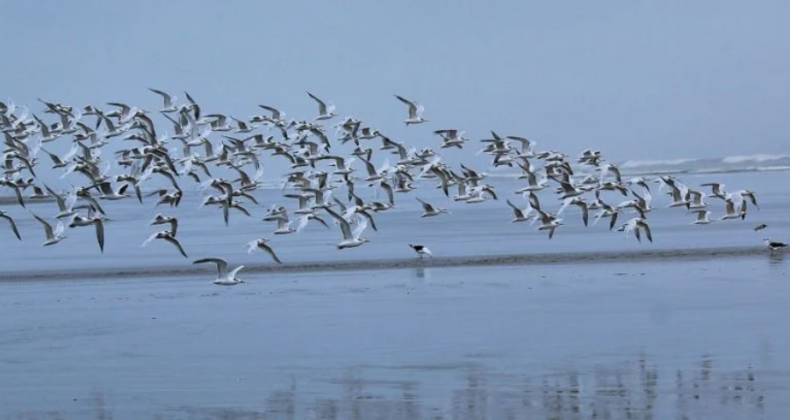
[721,154,790,164]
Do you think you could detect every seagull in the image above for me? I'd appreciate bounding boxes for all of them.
[505,199,533,223]
[150,214,179,237]
[535,209,563,239]
[193,258,245,286]
[31,212,67,246]
[667,184,690,208]
[409,244,433,259]
[324,207,370,249]
[686,190,707,209]
[148,88,179,113]
[0,210,21,240]
[416,197,448,218]
[245,238,283,264]
[700,183,727,200]
[557,197,589,227]
[689,210,714,225]
[141,231,188,258]
[68,213,106,252]
[306,92,337,120]
[754,223,768,232]
[622,217,653,243]
[763,238,788,251]
[738,190,759,210]
[395,95,428,125]
[720,198,745,220]
[44,185,78,219]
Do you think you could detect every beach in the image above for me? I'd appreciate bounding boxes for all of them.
[0,171,788,419]
[1,256,788,419]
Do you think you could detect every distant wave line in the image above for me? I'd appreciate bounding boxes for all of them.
[0,246,775,283]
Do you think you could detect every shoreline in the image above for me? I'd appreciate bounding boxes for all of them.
[0,245,778,283]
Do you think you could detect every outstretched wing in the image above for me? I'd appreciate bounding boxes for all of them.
[193,257,228,277]
[352,215,368,239]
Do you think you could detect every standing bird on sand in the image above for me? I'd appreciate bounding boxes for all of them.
[763,238,788,251]
[193,257,245,286]
[409,244,433,259]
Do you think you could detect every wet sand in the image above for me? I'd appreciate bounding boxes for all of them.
[0,245,780,282]
[0,256,788,419]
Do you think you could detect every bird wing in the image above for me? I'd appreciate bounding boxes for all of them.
[259,242,283,264]
[193,257,228,277]
[95,219,105,253]
[306,91,328,115]
[395,95,417,118]
[416,197,434,212]
[31,212,54,240]
[0,213,21,240]
[352,215,368,239]
[141,232,159,247]
[324,206,352,240]
[165,235,188,258]
[506,199,525,218]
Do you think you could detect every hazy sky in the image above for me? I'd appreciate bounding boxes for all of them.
[2,0,789,178]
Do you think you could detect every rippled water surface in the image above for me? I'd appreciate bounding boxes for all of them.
[0,171,788,419]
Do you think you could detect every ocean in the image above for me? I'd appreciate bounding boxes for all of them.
[0,164,788,419]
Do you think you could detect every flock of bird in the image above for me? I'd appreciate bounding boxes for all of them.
[0,91,783,285]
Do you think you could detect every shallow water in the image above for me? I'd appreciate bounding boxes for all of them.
[0,170,788,419]
[0,171,787,277]
[1,257,788,419]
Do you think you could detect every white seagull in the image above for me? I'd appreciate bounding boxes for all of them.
[689,210,714,225]
[395,95,428,125]
[306,91,337,120]
[31,212,67,246]
[416,197,448,218]
[245,238,283,264]
[324,207,370,249]
[141,230,188,258]
[193,258,245,286]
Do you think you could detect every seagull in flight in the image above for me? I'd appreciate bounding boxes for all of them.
[416,197,448,218]
[324,207,370,249]
[622,217,653,243]
[193,258,245,285]
[689,210,714,225]
[148,88,179,113]
[141,231,188,258]
[31,212,67,246]
[245,238,283,264]
[306,92,337,120]
[395,95,428,125]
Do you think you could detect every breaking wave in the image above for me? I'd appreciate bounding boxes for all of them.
[617,154,790,176]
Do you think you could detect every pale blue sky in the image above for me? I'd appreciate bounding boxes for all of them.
[2,0,789,177]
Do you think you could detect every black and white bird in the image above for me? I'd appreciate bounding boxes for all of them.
[763,238,788,250]
[754,223,768,232]
[409,244,433,259]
